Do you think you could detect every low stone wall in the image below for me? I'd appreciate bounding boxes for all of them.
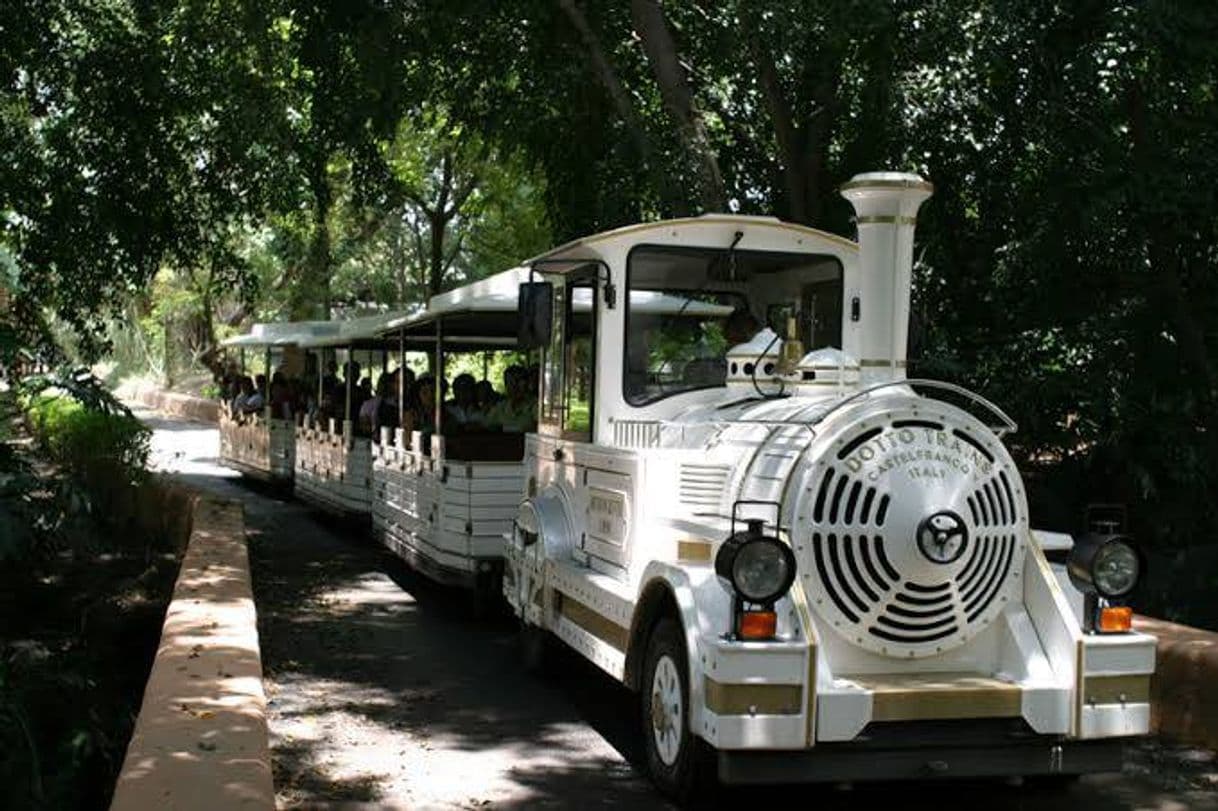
[1135,616,1218,752]
[125,381,220,423]
[110,493,274,811]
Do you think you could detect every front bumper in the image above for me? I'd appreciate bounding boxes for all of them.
[717,720,1130,785]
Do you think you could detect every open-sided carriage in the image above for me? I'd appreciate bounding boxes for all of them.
[218,321,339,483]
[293,313,402,518]
[368,269,746,606]
[371,271,530,605]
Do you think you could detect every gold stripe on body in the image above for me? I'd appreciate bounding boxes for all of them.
[704,677,803,716]
[1083,674,1150,705]
[852,672,1022,722]
[559,594,629,651]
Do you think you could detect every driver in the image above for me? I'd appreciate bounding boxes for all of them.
[724,307,762,346]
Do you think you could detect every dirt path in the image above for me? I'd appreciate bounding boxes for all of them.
[138,409,1218,810]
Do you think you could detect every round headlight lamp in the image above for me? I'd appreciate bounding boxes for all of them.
[1091,540,1141,597]
[732,538,795,603]
[715,521,797,605]
[1068,533,1143,599]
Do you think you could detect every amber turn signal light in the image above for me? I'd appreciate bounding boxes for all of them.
[738,610,777,640]
[1098,606,1133,633]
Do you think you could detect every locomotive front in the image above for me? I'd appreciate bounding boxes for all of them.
[505,171,1156,800]
[678,176,1155,785]
[789,393,1028,661]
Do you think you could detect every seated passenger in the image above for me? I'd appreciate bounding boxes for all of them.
[408,375,438,434]
[445,373,483,431]
[487,365,536,433]
[475,379,499,412]
[377,370,403,435]
[230,376,254,415]
[243,376,265,414]
[357,379,381,436]
[270,371,293,420]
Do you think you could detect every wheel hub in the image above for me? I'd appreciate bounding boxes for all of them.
[650,654,683,766]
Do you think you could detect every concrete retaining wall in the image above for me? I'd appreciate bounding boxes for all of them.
[126,381,220,423]
[1135,616,1218,752]
[110,493,274,811]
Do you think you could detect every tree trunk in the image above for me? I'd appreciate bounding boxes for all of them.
[427,154,454,297]
[630,0,727,212]
[556,0,686,214]
[290,152,333,319]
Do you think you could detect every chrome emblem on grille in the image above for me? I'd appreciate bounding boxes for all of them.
[917,510,968,564]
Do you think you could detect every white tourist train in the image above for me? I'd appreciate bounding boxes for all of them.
[219,320,340,483]
[218,171,1155,801]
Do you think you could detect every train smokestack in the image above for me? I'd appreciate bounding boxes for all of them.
[840,172,933,383]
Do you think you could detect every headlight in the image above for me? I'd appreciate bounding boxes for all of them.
[732,538,795,603]
[716,521,797,605]
[1068,533,1143,599]
[1092,541,1140,597]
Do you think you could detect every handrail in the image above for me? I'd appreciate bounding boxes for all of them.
[808,378,1018,437]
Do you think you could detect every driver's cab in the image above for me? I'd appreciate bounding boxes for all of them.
[523,215,860,451]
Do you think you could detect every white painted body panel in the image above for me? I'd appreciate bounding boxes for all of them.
[294,421,373,515]
[371,432,523,583]
[218,409,295,481]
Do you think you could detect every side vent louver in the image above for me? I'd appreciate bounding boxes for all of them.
[678,462,730,511]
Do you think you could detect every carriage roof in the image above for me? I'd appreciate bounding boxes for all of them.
[220,320,342,348]
[375,265,733,351]
[222,216,835,353]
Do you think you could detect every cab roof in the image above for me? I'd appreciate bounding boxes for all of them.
[523,213,857,274]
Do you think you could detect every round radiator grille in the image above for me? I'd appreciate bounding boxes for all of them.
[795,407,1027,658]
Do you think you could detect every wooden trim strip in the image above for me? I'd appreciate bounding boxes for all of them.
[1083,674,1150,705]
[855,215,918,226]
[559,595,629,652]
[704,676,803,716]
[677,540,713,562]
[854,673,1022,722]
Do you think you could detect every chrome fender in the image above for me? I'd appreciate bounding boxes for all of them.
[506,485,576,626]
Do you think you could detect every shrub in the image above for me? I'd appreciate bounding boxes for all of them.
[27,395,149,474]
[24,393,150,521]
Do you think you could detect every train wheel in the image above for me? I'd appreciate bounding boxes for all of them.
[640,618,715,806]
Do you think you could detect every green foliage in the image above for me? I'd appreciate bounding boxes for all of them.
[25,395,149,484]
[9,368,150,553]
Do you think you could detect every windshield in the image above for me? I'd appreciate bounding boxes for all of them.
[624,244,842,405]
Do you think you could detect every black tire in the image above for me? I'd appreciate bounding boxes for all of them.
[640,617,716,806]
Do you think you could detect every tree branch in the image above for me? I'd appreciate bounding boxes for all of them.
[630,0,727,211]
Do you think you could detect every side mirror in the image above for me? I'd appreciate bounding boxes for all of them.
[518,281,554,349]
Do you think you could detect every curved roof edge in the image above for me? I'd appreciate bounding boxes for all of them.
[525,213,857,270]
